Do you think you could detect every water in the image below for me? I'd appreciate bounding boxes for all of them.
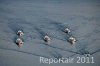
[0,0,100,66]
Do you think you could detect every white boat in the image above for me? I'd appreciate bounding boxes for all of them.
[17,30,24,37]
[68,36,76,44]
[44,34,51,44]
[64,27,71,33]
[16,38,23,47]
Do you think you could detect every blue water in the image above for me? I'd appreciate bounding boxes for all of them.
[0,0,100,66]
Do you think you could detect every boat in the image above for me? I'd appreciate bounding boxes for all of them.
[64,27,71,33]
[16,38,23,47]
[17,30,24,37]
[68,36,76,44]
[43,34,51,44]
